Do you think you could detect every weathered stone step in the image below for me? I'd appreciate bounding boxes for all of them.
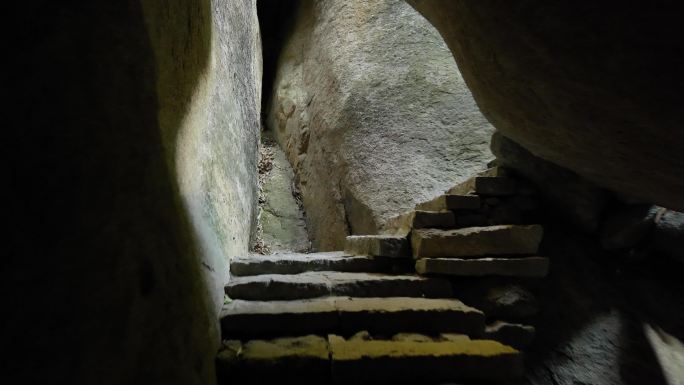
[230,251,388,276]
[448,175,517,196]
[415,194,481,211]
[329,334,524,384]
[344,235,410,258]
[220,296,484,338]
[217,336,330,385]
[225,271,453,301]
[415,256,550,278]
[409,210,456,229]
[217,334,524,384]
[411,224,544,258]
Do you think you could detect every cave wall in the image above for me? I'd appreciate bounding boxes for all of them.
[408,1,684,211]
[267,0,495,250]
[8,1,261,384]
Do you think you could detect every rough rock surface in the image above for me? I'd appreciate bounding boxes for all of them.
[258,133,310,252]
[267,0,495,249]
[9,1,261,384]
[407,1,684,210]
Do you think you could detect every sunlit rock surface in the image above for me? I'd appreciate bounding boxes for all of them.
[268,0,494,249]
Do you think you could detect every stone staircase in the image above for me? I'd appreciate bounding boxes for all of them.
[217,167,549,384]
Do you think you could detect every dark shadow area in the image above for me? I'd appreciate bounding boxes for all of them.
[257,0,298,122]
[516,222,682,385]
[7,1,215,383]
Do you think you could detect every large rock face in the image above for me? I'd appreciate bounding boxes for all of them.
[9,1,261,384]
[408,1,684,211]
[268,0,494,249]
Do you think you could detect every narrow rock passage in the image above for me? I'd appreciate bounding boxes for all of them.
[221,166,549,384]
[253,131,310,253]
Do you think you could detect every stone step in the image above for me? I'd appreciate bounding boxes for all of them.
[220,296,485,338]
[330,334,523,384]
[409,210,456,229]
[415,256,550,278]
[217,334,524,384]
[344,235,410,258]
[217,336,330,385]
[225,271,453,301]
[453,211,488,227]
[448,175,516,196]
[415,194,481,211]
[230,251,388,276]
[411,224,544,258]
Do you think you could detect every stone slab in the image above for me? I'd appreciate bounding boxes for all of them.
[230,251,387,276]
[345,235,411,258]
[220,297,485,338]
[225,271,453,301]
[329,334,524,383]
[415,256,549,278]
[411,225,544,258]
